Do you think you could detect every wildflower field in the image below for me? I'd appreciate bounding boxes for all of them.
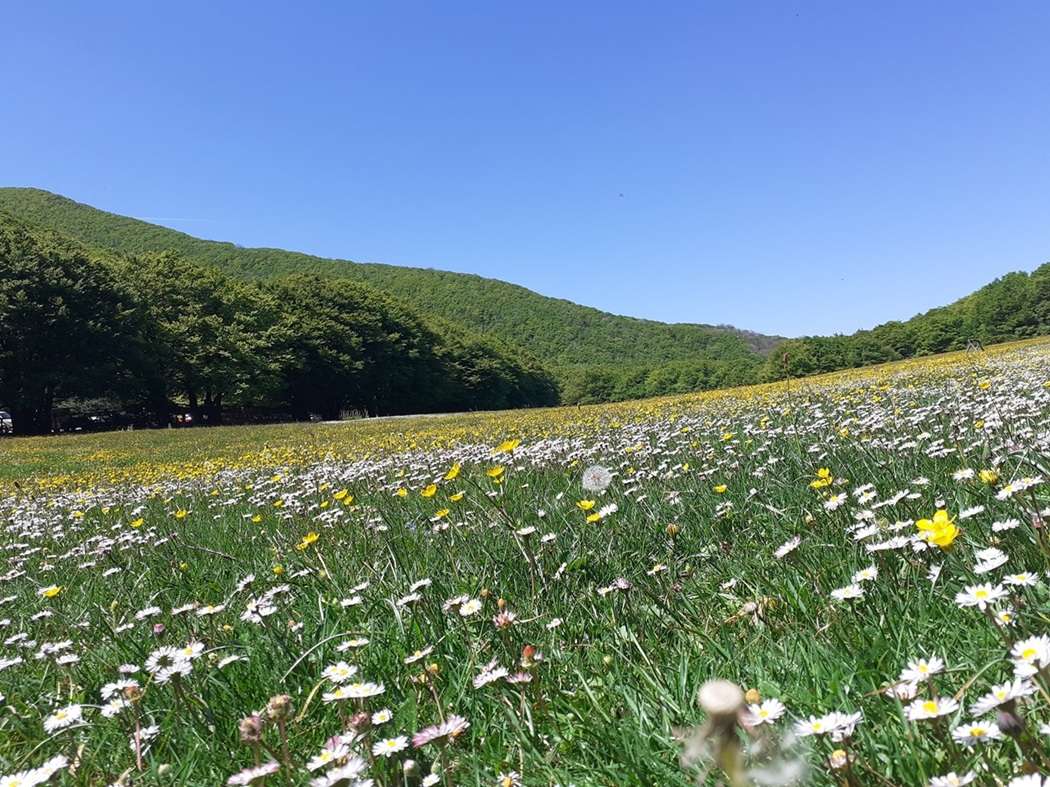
[5,339,1050,787]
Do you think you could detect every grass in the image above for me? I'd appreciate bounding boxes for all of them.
[2,338,1050,786]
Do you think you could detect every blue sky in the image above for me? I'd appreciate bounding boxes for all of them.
[4,2,1049,337]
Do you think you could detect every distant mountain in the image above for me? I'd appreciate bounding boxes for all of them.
[0,189,782,379]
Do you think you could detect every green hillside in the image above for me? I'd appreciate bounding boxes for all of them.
[0,189,780,377]
[4,187,1049,407]
[0,213,560,433]
[764,264,1050,380]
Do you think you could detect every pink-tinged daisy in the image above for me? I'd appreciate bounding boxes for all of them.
[412,714,470,748]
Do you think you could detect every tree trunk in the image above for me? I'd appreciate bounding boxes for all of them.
[45,389,56,433]
[150,397,173,428]
[9,400,51,436]
[204,392,223,426]
[146,382,172,428]
[322,400,341,422]
[187,390,203,427]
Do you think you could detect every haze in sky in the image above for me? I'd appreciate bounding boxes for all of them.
[4,1,1049,337]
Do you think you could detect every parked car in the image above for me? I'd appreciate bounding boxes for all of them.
[0,411,12,435]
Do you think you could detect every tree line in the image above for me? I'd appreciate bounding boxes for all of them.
[762,266,1050,380]
[556,356,763,405]
[0,189,780,372]
[5,199,1050,432]
[557,265,1050,403]
[0,216,557,435]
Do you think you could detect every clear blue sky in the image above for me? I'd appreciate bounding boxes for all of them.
[4,2,1049,337]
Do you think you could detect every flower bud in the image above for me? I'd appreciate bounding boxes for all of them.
[698,679,744,720]
[266,694,293,722]
[239,714,265,744]
[521,644,536,668]
[350,711,371,732]
[997,704,1025,737]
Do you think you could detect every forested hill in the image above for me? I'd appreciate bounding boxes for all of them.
[764,264,1050,380]
[0,189,781,373]
[4,187,1050,406]
[0,212,562,434]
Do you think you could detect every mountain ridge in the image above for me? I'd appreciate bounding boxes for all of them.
[3,187,1050,405]
[0,188,783,363]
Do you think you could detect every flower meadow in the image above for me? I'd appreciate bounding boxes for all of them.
[5,340,1050,786]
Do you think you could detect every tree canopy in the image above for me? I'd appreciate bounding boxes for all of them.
[0,219,137,434]
[0,188,781,380]
[0,215,557,434]
[763,266,1050,382]
[3,188,1050,429]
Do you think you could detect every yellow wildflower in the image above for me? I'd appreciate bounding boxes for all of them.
[809,468,833,490]
[979,469,999,485]
[916,510,959,550]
